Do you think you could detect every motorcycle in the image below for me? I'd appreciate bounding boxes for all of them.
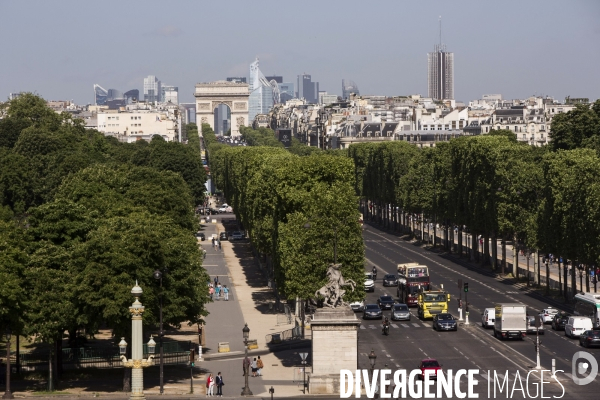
[382,323,390,336]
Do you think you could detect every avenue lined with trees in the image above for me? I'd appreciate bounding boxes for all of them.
[203,123,365,304]
[0,94,210,388]
[349,100,600,299]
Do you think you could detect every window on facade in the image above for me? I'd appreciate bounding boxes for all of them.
[522,134,526,139]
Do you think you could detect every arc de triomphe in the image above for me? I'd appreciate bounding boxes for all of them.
[194,81,249,136]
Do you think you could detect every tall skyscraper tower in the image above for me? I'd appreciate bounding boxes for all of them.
[427,18,454,100]
[143,75,162,103]
[248,58,275,122]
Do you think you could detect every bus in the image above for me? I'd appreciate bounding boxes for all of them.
[397,263,430,306]
[417,290,450,319]
[574,292,600,328]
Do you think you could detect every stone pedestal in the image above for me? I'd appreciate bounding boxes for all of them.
[309,307,360,394]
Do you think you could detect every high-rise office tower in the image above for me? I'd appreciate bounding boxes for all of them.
[248,58,275,122]
[297,74,319,103]
[124,89,140,102]
[94,84,108,105]
[342,79,360,99]
[144,75,162,103]
[278,82,295,103]
[427,18,454,100]
[162,85,179,104]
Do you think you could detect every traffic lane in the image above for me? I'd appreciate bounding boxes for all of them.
[364,236,586,375]
[360,282,599,398]
[363,231,597,375]
[360,282,519,378]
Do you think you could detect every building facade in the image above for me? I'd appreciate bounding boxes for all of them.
[97,110,177,142]
[427,45,454,100]
[143,75,162,103]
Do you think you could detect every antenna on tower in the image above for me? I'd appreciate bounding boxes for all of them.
[439,15,442,47]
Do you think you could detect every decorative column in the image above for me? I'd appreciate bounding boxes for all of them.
[120,281,155,400]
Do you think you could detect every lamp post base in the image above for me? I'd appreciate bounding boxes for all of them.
[241,387,253,396]
[2,393,14,399]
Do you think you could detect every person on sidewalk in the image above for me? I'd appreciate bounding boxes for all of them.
[215,284,220,299]
[223,285,229,301]
[251,357,258,377]
[218,239,222,250]
[212,237,215,248]
[256,355,264,376]
[215,372,224,397]
[206,373,215,396]
[203,249,207,259]
[209,285,214,300]
[214,276,219,286]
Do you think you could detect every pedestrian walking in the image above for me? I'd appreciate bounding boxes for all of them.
[215,285,220,299]
[256,355,264,376]
[215,372,224,397]
[214,276,219,286]
[218,239,222,250]
[251,357,258,377]
[223,285,229,301]
[206,373,215,396]
[209,285,214,300]
[212,237,215,248]
[203,249,207,259]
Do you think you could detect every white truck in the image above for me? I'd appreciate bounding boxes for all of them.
[493,303,527,340]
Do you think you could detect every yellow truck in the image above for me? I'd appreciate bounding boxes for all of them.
[417,291,450,319]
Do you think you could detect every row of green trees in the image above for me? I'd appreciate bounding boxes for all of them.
[348,102,600,296]
[205,124,365,303]
[0,94,210,384]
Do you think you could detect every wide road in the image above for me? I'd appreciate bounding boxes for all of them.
[357,223,600,398]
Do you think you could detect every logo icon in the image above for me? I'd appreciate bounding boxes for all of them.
[572,351,598,385]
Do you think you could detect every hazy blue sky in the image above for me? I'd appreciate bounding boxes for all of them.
[1,0,599,104]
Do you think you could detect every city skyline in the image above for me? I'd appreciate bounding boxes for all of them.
[1,0,599,105]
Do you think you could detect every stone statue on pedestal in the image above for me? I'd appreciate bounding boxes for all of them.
[313,263,356,308]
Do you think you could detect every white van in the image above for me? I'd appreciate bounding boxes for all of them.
[565,316,593,338]
[482,308,495,328]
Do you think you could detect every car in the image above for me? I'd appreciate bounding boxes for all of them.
[382,274,398,287]
[565,316,593,338]
[231,231,244,240]
[433,313,457,331]
[419,358,442,380]
[364,272,375,292]
[579,330,600,348]
[218,206,228,213]
[350,301,365,312]
[363,304,383,320]
[209,208,220,215]
[195,232,205,241]
[377,295,395,310]
[539,307,559,324]
[481,308,495,328]
[551,313,570,331]
[391,304,411,321]
[526,315,545,335]
[219,232,228,241]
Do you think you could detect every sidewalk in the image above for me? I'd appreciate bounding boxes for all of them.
[416,226,596,294]
[196,215,306,398]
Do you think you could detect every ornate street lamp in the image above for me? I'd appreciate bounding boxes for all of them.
[3,328,13,399]
[241,324,252,396]
[153,268,167,394]
[120,282,156,400]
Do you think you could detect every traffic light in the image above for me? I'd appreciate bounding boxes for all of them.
[190,348,195,367]
[463,282,469,292]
